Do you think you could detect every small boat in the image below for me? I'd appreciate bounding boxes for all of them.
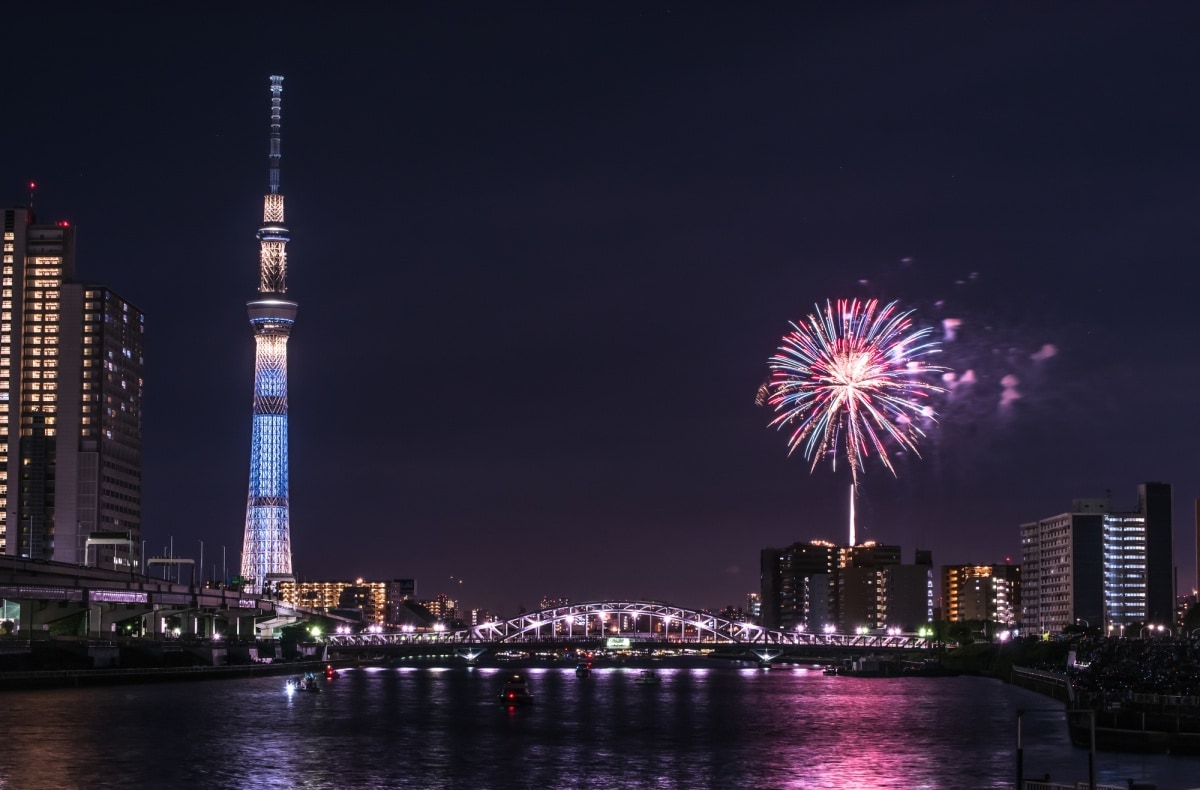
[576,661,593,677]
[286,673,321,694]
[499,674,534,706]
[822,665,839,676]
[634,669,661,685]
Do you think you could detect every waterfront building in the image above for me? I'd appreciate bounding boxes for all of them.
[419,593,459,622]
[760,539,933,632]
[1,207,144,568]
[539,596,569,611]
[759,540,838,630]
[808,571,833,629]
[470,608,497,628]
[745,592,761,623]
[240,76,299,594]
[1020,482,1172,634]
[881,551,934,632]
[838,542,902,631]
[278,577,416,626]
[942,564,1020,628]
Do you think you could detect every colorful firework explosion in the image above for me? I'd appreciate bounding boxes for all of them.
[764,298,948,486]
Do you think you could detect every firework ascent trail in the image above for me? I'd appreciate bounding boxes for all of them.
[764,298,948,488]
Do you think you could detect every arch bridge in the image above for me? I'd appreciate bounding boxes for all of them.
[324,600,932,652]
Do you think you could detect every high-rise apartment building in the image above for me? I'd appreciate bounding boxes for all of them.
[760,540,838,630]
[278,578,416,626]
[942,564,1020,626]
[1,208,144,567]
[760,540,932,632]
[1021,483,1172,634]
[838,542,903,631]
[746,592,762,623]
[881,550,934,631]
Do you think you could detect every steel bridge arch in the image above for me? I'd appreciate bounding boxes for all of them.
[468,600,770,643]
[323,600,931,650]
[466,600,930,649]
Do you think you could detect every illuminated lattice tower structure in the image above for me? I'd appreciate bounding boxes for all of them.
[240,75,298,594]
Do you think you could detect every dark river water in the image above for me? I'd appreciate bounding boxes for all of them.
[1,660,1197,789]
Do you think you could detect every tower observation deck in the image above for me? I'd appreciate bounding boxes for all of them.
[241,75,297,594]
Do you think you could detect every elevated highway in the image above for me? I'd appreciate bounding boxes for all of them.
[0,554,316,639]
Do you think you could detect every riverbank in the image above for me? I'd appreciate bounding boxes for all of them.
[0,657,356,691]
[1010,665,1200,757]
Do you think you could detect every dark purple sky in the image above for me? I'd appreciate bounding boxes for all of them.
[5,4,1199,613]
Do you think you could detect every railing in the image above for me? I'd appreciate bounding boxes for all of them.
[1012,666,1073,704]
[1075,689,1200,712]
[1022,777,1123,782]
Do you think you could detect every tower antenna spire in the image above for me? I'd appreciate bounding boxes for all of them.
[268,75,283,195]
[257,76,289,294]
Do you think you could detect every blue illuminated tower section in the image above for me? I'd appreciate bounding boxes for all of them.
[240,75,297,594]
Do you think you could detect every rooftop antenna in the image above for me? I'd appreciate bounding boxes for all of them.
[28,181,35,213]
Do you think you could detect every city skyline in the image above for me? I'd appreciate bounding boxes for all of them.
[3,6,1199,612]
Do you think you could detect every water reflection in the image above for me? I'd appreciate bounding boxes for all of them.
[0,665,1196,789]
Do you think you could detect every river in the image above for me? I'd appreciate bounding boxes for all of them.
[0,660,1197,789]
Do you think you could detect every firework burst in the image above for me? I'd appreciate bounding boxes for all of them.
[764,298,948,487]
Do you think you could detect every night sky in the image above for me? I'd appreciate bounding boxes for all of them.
[5,5,1199,613]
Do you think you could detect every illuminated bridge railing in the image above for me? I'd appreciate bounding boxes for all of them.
[322,600,931,650]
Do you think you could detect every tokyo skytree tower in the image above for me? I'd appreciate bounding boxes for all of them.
[240,75,297,594]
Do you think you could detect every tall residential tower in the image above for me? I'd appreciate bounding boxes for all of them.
[240,76,298,593]
[1,208,144,567]
[1020,483,1172,634]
